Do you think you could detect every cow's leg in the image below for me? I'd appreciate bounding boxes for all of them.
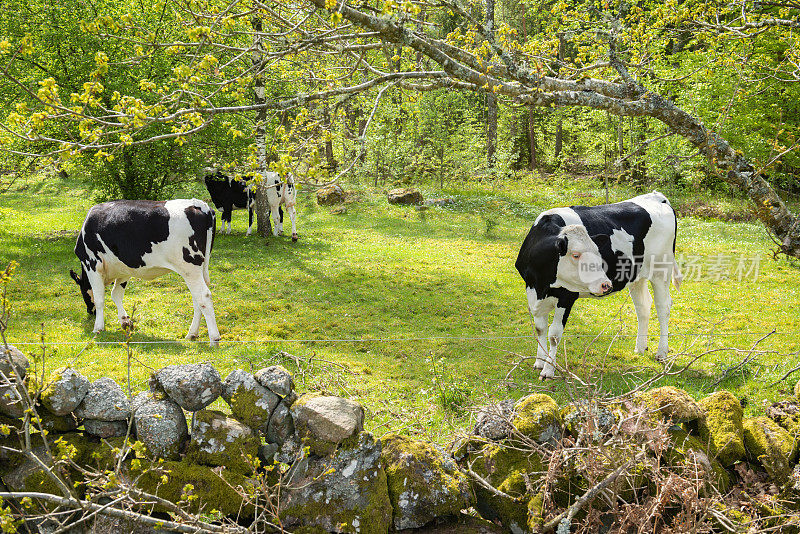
[221,205,232,234]
[541,298,576,380]
[110,279,132,328]
[270,203,283,237]
[286,204,298,241]
[85,270,106,333]
[628,278,652,354]
[527,291,555,370]
[650,277,672,362]
[182,272,220,347]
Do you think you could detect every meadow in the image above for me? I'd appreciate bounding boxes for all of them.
[1,172,799,442]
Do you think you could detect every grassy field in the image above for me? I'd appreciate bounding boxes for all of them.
[1,172,799,442]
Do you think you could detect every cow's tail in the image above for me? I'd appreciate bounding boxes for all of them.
[672,259,683,291]
[670,204,682,291]
[204,206,215,287]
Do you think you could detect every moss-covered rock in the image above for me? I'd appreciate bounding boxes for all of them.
[131,459,254,517]
[666,427,731,494]
[280,432,392,534]
[511,394,562,444]
[697,391,746,466]
[743,416,796,482]
[469,442,545,534]
[222,369,278,434]
[380,433,471,530]
[766,400,800,452]
[185,409,260,475]
[640,387,705,424]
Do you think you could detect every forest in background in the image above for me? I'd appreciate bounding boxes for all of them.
[0,0,798,221]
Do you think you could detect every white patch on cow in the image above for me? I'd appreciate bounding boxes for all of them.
[534,206,581,226]
[610,228,635,260]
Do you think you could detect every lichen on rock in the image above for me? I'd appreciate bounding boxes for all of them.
[185,409,260,474]
[40,367,90,416]
[380,433,471,530]
[697,391,745,466]
[279,432,392,534]
[222,369,278,434]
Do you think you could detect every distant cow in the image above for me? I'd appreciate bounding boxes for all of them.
[264,171,298,242]
[204,171,255,235]
[515,191,682,380]
[70,199,220,346]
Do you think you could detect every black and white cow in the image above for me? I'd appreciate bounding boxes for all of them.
[264,171,298,242]
[70,199,221,346]
[515,191,683,380]
[204,171,255,236]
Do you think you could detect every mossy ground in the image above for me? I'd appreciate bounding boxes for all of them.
[2,172,800,442]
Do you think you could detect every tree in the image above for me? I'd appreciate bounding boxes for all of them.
[2,0,799,255]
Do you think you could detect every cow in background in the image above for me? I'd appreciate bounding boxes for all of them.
[264,171,298,242]
[515,191,682,380]
[204,171,255,236]
[70,199,221,346]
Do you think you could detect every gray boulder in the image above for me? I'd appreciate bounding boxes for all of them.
[40,367,90,416]
[387,188,423,205]
[222,369,279,433]
[473,399,514,441]
[254,365,295,398]
[84,418,129,439]
[151,363,222,412]
[0,381,26,419]
[75,377,130,421]
[133,394,189,460]
[280,432,392,534]
[0,344,28,379]
[291,394,364,456]
[266,401,295,445]
[185,409,260,474]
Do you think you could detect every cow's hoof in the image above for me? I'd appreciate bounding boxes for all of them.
[291,234,298,242]
[538,374,555,381]
[185,333,199,341]
[209,338,220,348]
[120,317,132,328]
[655,351,668,363]
[92,327,105,334]
[278,230,284,236]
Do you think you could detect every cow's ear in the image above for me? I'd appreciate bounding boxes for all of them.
[555,236,568,256]
[592,234,611,249]
[69,269,80,284]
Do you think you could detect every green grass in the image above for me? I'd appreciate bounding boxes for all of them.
[1,172,799,442]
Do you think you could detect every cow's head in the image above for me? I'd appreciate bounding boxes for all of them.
[555,225,613,296]
[69,267,96,315]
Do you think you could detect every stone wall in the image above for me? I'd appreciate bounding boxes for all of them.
[2,344,800,533]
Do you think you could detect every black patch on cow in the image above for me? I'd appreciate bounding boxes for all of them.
[515,214,567,299]
[570,202,653,291]
[279,205,284,223]
[77,200,171,269]
[204,171,253,225]
[182,205,211,266]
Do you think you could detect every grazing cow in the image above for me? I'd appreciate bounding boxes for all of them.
[264,171,298,242]
[69,199,221,346]
[515,191,682,380]
[204,171,255,235]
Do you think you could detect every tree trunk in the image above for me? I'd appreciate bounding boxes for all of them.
[323,97,338,173]
[553,33,565,163]
[252,12,272,239]
[528,106,538,171]
[485,0,497,171]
